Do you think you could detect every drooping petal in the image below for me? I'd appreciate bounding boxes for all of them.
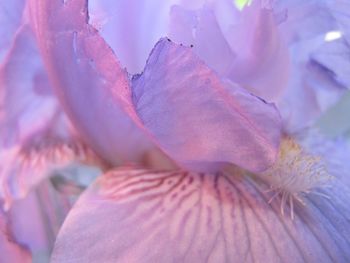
[132,39,282,173]
[29,0,154,166]
[0,211,31,263]
[51,168,350,263]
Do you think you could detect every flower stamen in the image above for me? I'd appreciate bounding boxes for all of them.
[260,137,332,219]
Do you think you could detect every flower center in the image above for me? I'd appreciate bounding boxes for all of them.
[260,137,331,218]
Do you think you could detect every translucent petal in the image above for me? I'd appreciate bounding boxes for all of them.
[132,39,282,173]
[169,0,289,102]
[88,0,179,74]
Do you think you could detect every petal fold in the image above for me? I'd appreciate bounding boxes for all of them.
[132,39,282,173]
[29,0,154,166]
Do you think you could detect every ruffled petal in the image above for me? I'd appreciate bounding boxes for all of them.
[29,0,154,166]
[132,39,282,173]
[311,38,350,88]
[169,0,289,102]
[51,168,350,263]
[326,0,350,43]
[273,0,348,131]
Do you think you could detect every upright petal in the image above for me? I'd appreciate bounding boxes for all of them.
[0,0,26,63]
[133,39,281,173]
[169,0,290,102]
[29,0,154,166]
[0,25,57,149]
[88,0,179,74]
[51,168,350,262]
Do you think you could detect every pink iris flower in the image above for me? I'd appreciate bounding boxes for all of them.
[1,0,350,262]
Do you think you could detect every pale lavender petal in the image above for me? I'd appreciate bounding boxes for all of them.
[311,38,350,88]
[7,177,80,262]
[326,0,350,43]
[169,0,290,102]
[51,168,350,263]
[0,25,57,148]
[0,210,31,263]
[0,24,101,206]
[88,0,180,74]
[29,0,154,166]
[132,39,281,173]
[273,0,348,131]
[275,0,338,44]
[0,0,26,63]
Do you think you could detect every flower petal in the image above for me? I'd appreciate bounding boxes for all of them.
[273,0,349,131]
[311,38,350,88]
[51,168,350,262]
[326,0,350,43]
[132,39,282,173]
[0,25,57,149]
[88,0,180,74]
[0,24,101,207]
[29,0,154,165]
[169,0,290,102]
[0,0,26,63]
[0,211,31,263]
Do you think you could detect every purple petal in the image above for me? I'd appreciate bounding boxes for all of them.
[0,24,100,206]
[88,0,179,74]
[0,25,57,148]
[0,211,31,263]
[29,0,154,166]
[169,0,290,102]
[51,168,350,262]
[311,38,350,88]
[273,0,348,131]
[132,39,282,173]
[326,0,350,43]
[0,0,26,63]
